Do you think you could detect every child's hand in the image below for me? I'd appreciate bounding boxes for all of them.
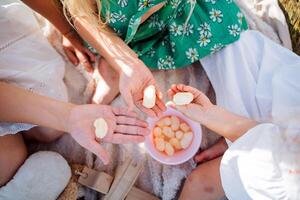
[62,31,96,72]
[119,62,166,117]
[168,84,257,142]
[168,84,215,124]
[67,104,149,165]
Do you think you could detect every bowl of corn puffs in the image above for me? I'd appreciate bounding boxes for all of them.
[145,106,202,165]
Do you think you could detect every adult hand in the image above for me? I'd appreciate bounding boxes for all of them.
[67,104,149,165]
[167,84,215,124]
[119,62,166,117]
[62,30,96,72]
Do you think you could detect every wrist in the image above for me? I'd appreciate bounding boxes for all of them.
[200,105,221,127]
[204,106,257,141]
[47,100,76,133]
[114,58,142,76]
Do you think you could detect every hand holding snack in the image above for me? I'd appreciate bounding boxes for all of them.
[168,84,257,142]
[168,84,215,125]
[119,63,166,117]
[67,105,150,165]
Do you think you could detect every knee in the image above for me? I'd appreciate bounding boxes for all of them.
[185,168,216,195]
[0,135,28,186]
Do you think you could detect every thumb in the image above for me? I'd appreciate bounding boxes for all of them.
[122,90,135,111]
[90,141,110,165]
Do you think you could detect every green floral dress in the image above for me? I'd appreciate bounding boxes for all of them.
[98,0,248,70]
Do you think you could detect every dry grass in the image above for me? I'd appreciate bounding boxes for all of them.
[279,0,300,55]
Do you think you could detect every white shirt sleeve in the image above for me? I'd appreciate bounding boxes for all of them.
[220,123,300,200]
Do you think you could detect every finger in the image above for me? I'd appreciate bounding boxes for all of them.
[155,97,167,113]
[151,104,164,117]
[121,90,135,111]
[116,116,148,127]
[115,125,150,136]
[154,83,163,99]
[108,133,145,144]
[136,101,157,117]
[112,107,137,118]
[89,141,110,165]
[175,84,212,106]
[176,84,202,98]
[84,47,96,63]
[168,84,181,99]
[64,48,79,65]
[76,50,94,72]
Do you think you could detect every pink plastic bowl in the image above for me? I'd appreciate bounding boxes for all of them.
[145,106,202,165]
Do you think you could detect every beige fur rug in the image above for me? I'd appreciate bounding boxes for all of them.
[29,1,291,199]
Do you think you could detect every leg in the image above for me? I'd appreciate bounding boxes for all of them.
[23,127,65,143]
[179,156,224,200]
[92,58,120,104]
[0,133,27,186]
[194,137,228,163]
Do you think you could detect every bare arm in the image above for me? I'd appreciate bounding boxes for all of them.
[0,82,150,163]
[21,0,73,35]
[168,84,257,142]
[73,16,142,75]
[71,14,166,116]
[202,106,257,141]
[21,0,96,71]
[0,82,72,132]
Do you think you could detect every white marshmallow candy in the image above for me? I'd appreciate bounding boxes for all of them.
[165,142,175,156]
[142,85,156,109]
[173,92,194,105]
[169,138,182,150]
[175,130,184,140]
[153,127,162,137]
[156,119,165,128]
[163,117,172,126]
[170,116,180,131]
[180,123,190,132]
[93,118,108,139]
[180,132,193,149]
[162,126,175,138]
[155,138,165,152]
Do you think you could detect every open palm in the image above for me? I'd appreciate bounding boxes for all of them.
[67,104,149,164]
[119,64,166,117]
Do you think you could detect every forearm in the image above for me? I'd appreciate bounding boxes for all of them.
[0,82,74,132]
[203,106,257,142]
[73,17,142,75]
[21,0,73,35]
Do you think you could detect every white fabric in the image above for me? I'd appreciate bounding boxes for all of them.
[201,30,300,199]
[235,0,292,50]
[221,123,300,200]
[0,151,71,200]
[0,0,68,136]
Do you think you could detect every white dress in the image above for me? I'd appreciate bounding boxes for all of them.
[200,30,300,199]
[0,0,68,136]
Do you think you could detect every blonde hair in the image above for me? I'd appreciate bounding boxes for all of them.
[61,0,108,30]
